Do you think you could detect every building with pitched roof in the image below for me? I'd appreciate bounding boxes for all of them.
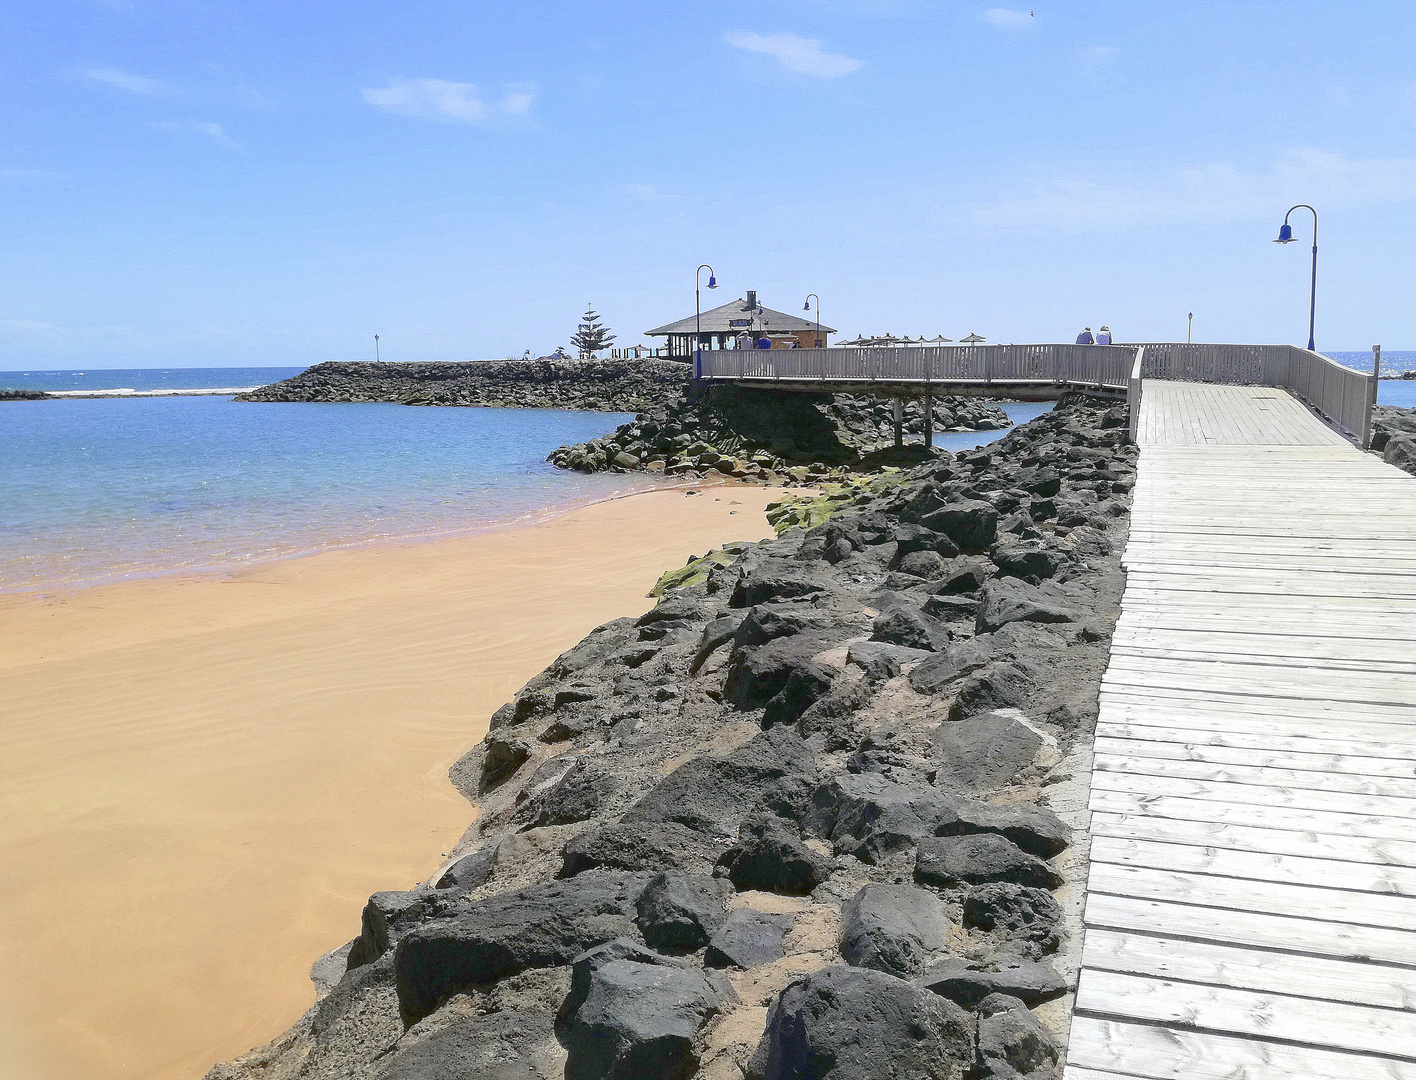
[644,290,836,358]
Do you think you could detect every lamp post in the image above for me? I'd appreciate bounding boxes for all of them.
[374,334,381,362]
[1187,312,1193,344]
[803,294,821,348]
[1274,204,1318,352]
[695,264,717,378]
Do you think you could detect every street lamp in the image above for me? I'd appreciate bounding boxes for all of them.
[803,294,821,348]
[1274,204,1318,352]
[1187,312,1193,344]
[374,334,381,362]
[695,264,717,378]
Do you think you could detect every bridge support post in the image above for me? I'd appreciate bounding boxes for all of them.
[893,398,904,448]
[923,389,933,448]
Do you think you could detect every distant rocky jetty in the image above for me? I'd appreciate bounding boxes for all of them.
[210,398,1134,1080]
[0,389,50,401]
[1373,405,1416,476]
[548,386,1011,483]
[237,358,692,412]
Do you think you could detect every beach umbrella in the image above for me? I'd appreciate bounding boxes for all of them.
[927,335,954,343]
[960,333,986,344]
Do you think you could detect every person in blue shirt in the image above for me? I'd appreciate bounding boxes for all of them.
[1096,326,1113,345]
[1076,327,1095,345]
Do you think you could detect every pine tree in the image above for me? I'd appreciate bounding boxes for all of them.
[570,304,616,359]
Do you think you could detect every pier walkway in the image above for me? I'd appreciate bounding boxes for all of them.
[1066,381,1416,1079]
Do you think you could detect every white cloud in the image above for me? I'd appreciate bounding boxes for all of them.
[724,31,862,78]
[981,8,1033,30]
[153,120,240,150]
[967,149,1416,231]
[361,78,535,125]
[81,66,169,95]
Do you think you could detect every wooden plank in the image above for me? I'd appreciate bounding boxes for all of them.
[1093,749,1416,795]
[1067,1016,1416,1080]
[1090,835,1416,897]
[1086,862,1416,932]
[1081,927,1416,1009]
[1095,722,1416,763]
[1090,811,1416,869]
[1076,970,1416,1059]
[1089,789,1416,843]
[1090,771,1416,820]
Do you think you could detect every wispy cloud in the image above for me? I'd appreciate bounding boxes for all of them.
[724,31,862,78]
[361,78,534,125]
[967,149,1416,231]
[981,8,1033,30]
[153,120,240,150]
[81,66,169,95]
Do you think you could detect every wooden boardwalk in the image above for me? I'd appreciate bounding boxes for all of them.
[1066,381,1416,1079]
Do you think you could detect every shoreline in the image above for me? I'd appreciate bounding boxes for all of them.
[0,484,784,1080]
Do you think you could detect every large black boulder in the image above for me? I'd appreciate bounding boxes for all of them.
[847,640,931,682]
[480,735,533,793]
[560,959,735,1080]
[705,908,796,969]
[871,605,944,652]
[974,993,1062,1080]
[763,661,838,728]
[919,500,999,553]
[975,579,1077,634]
[908,638,998,695]
[374,1009,560,1080]
[522,760,620,828]
[559,821,725,878]
[726,630,844,710]
[715,814,833,895]
[393,871,650,1025]
[634,871,732,952]
[840,883,952,978]
[348,886,469,969]
[918,957,1066,1009]
[746,964,974,1080]
[930,709,1044,791]
[963,883,1064,954]
[623,726,817,837]
[731,564,832,608]
[915,834,1063,890]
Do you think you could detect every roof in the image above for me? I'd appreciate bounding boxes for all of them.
[645,296,836,337]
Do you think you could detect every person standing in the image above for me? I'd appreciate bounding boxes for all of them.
[1096,325,1113,345]
[1076,327,1095,345]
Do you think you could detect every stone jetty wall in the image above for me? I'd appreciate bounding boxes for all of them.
[236,358,694,413]
[210,397,1135,1080]
[1372,405,1416,477]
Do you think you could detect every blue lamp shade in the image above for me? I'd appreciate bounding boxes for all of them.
[803,301,811,311]
[706,275,717,289]
[1274,223,1294,244]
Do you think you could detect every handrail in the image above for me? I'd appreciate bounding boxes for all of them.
[1127,346,1145,444]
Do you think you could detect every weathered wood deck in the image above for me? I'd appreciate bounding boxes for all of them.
[1066,380,1416,1078]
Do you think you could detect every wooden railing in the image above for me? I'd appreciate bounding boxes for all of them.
[697,343,1136,388]
[1137,343,1372,444]
[699,341,1375,446]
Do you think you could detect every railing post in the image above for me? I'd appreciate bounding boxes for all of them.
[1365,345,1381,449]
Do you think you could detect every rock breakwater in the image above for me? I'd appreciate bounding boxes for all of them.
[1373,405,1416,477]
[237,359,692,412]
[209,398,1134,1080]
[549,385,1010,482]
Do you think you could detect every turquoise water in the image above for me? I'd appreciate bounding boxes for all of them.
[0,395,646,593]
[0,367,305,392]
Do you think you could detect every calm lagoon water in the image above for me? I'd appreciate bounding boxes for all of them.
[0,394,647,593]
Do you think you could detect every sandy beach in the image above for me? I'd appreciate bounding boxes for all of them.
[0,485,781,1080]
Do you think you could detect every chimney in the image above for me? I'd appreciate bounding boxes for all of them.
[746,290,757,309]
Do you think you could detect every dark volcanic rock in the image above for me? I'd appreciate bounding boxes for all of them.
[746,964,973,1080]
[393,871,651,1025]
[847,640,930,681]
[560,821,725,878]
[930,709,1044,791]
[522,760,620,827]
[915,835,1063,890]
[560,959,735,1080]
[947,663,1035,722]
[481,736,533,793]
[726,631,844,710]
[919,500,999,553]
[434,847,495,892]
[963,883,1064,953]
[375,1009,560,1079]
[705,909,795,969]
[623,726,817,836]
[974,993,1062,1080]
[919,957,1067,1009]
[731,565,832,608]
[908,638,997,695]
[763,661,838,728]
[871,605,943,651]
[348,886,468,969]
[634,871,732,952]
[715,814,833,895]
[840,883,952,978]
[975,579,1077,634]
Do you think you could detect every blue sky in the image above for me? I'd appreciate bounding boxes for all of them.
[3,0,1414,367]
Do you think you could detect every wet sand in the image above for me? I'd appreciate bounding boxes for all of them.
[0,486,780,1080]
